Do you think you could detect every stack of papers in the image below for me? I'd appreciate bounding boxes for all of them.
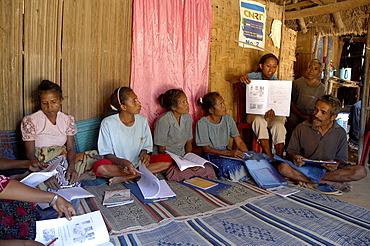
[135,164,176,202]
[103,189,133,207]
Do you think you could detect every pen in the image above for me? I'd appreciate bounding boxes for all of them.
[60,185,73,188]
[46,237,58,246]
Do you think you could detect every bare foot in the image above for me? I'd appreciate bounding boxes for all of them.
[109,176,127,186]
[323,181,352,193]
[78,172,96,181]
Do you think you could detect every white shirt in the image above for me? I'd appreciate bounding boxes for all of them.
[98,114,153,167]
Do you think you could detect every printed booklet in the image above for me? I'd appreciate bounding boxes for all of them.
[103,189,133,207]
[165,151,212,171]
[183,177,218,190]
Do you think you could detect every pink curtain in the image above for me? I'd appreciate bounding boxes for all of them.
[131,0,212,127]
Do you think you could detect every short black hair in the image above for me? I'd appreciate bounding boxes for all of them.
[197,92,221,115]
[110,87,133,112]
[158,89,184,111]
[256,53,279,72]
[36,80,63,107]
[316,95,342,116]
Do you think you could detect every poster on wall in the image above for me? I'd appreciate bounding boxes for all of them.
[238,0,266,50]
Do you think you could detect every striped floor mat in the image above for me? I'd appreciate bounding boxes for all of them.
[114,187,370,246]
[79,180,270,234]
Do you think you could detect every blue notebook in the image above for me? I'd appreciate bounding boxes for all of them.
[244,155,287,188]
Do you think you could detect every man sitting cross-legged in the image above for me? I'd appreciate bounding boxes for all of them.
[278,95,366,193]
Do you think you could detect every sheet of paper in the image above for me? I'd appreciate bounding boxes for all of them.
[246,80,269,114]
[20,170,58,187]
[20,156,63,187]
[246,80,292,116]
[269,19,282,48]
[266,80,292,116]
[35,211,112,246]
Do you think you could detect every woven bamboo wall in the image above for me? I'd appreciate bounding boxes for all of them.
[0,0,132,130]
[0,1,23,131]
[1,0,295,131]
[62,0,133,120]
[209,0,296,119]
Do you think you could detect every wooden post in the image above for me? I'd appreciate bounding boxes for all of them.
[323,37,332,91]
[358,14,370,163]
[323,36,328,62]
[313,34,321,59]
[278,1,285,79]
[293,0,307,33]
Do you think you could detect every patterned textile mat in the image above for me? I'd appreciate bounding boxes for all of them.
[79,180,270,234]
[113,187,370,246]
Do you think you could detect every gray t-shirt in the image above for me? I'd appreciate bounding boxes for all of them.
[291,77,326,116]
[287,120,348,162]
[196,114,239,149]
[154,111,192,156]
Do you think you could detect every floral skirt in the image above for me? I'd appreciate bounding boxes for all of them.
[0,199,40,240]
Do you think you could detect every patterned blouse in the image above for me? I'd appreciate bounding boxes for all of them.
[21,110,77,148]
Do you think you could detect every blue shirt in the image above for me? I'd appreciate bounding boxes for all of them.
[247,72,278,80]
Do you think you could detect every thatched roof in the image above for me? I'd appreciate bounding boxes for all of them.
[271,0,369,36]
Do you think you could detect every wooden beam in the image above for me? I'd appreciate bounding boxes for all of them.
[285,1,316,10]
[310,0,325,5]
[307,14,368,27]
[285,0,370,20]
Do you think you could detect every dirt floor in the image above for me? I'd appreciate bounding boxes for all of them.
[335,146,370,209]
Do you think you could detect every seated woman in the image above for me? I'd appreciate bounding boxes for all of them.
[93,87,172,185]
[21,80,90,190]
[229,53,285,161]
[0,175,75,245]
[195,92,249,182]
[154,89,215,181]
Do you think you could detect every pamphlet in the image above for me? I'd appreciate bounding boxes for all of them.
[20,156,62,187]
[165,151,212,171]
[103,189,133,207]
[35,211,113,246]
[302,159,337,165]
[137,164,176,199]
[246,80,292,116]
[179,176,232,195]
[266,186,300,197]
[183,177,218,190]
